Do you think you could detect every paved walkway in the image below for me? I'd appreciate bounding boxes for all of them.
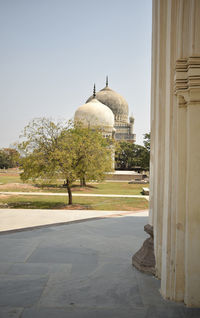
[0,209,148,233]
[0,191,149,200]
[0,212,199,317]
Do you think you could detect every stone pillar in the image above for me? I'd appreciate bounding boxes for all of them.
[174,57,200,306]
[148,0,200,307]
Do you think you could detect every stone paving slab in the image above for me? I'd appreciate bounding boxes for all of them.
[2,306,200,318]
[0,215,199,317]
[21,307,148,318]
[0,274,48,307]
[0,238,39,263]
[0,307,23,318]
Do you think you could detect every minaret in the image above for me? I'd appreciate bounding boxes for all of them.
[106,75,108,87]
[93,84,96,98]
[129,115,134,135]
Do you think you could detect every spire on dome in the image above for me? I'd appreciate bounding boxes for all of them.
[106,75,108,87]
[93,84,96,98]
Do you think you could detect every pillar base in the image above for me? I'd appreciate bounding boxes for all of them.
[132,224,155,275]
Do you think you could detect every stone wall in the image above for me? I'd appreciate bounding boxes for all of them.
[106,172,143,181]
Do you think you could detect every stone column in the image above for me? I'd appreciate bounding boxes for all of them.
[136,0,200,307]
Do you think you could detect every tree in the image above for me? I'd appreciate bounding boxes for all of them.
[142,132,150,170]
[115,134,150,171]
[143,133,150,152]
[19,118,113,205]
[0,148,20,169]
[115,141,134,170]
[70,124,114,186]
[0,150,9,169]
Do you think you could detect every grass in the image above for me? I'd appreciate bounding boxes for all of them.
[0,169,149,210]
[0,175,23,184]
[0,182,149,195]
[72,182,149,195]
[0,194,149,211]
[0,170,148,196]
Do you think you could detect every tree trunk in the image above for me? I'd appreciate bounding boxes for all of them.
[66,179,72,205]
[80,178,83,187]
[80,176,86,187]
[83,176,86,187]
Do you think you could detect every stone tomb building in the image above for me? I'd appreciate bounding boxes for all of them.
[74,86,115,138]
[75,79,136,142]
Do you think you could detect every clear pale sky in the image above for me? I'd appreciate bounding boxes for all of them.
[0,0,152,148]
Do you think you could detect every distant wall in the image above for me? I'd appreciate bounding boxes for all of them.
[106,173,143,181]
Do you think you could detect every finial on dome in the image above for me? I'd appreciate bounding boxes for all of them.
[93,84,96,98]
[106,76,108,87]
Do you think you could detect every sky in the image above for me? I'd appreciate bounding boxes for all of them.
[0,0,152,148]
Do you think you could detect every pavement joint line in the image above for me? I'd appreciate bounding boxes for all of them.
[24,239,43,263]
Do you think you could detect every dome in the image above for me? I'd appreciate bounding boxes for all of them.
[86,85,129,123]
[74,97,114,132]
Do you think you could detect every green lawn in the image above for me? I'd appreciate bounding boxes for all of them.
[0,169,149,210]
[72,182,149,195]
[0,171,148,195]
[0,194,148,211]
[0,174,23,184]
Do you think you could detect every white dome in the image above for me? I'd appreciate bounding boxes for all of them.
[86,86,129,124]
[74,98,114,132]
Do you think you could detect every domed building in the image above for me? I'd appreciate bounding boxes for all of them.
[74,85,115,138]
[86,77,136,143]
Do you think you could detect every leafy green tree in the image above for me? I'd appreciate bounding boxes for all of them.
[71,124,114,186]
[0,148,20,169]
[0,150,9,169]
[143,133,150,152]
[142,132,150,170]
[115,141,134,170]
[115,134,150,171]
[19,118,67,180]
[19,118,113,205]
